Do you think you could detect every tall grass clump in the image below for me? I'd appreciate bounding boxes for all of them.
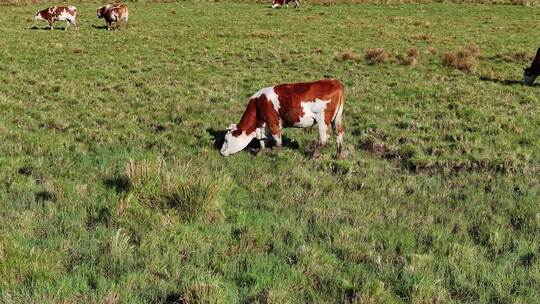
[365,48,390,64]
[442,44,481,72]
[397,48,421,65]
[336,49,361,62]
[123,158,223,222]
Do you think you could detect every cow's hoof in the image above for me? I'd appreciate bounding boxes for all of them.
[256,149,264,156]
[307,141,319,153]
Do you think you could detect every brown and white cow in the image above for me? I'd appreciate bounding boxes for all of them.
[34,6,77,30]
[272,0,300,8]
[96,4,129,31]
[523,47,540,86]
[221,79,345,159]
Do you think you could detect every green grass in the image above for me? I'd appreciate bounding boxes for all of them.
[1,2,539,303]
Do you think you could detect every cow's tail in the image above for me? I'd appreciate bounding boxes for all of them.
[332,84,345,159]
[124,10,129,29]
[332,85,344,132]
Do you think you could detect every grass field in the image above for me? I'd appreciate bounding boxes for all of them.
[1,2,539,303]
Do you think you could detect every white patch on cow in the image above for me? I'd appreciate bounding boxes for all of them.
[220,128,256,156]
[255,123,269,150]
[255,123,268,140]
[295,99,330,128]
[59,11,70,21]
[523,73,537,86]
[272,3,280,7]
[251,87,280,113]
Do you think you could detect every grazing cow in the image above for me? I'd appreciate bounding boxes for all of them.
[34,6,77,30]
[523,47,540,86]
[96,4,129,30]
[272,0,300,8]
[221,79,345,159]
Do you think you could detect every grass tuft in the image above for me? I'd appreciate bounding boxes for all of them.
[442,45,480,73]
[365,48,390,64]
[337,49,361,62]
[123,158,222,222]
[397,48,420,65]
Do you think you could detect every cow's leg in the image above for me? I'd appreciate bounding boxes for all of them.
[294,0,300,8]
[268,123,282,149]
[312,119,329,160]
[65,20,69,31]
[256,139,266,156]
[272,133,282,148]
[333,124,344,160]
[48,20,54,30]
[71,18,77,30]
[255,124,270,155]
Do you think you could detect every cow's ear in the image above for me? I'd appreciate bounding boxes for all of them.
[228,124,237,131]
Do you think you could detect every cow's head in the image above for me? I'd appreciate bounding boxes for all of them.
[523,47,540,86]
[96,5,108,18]
[34,11,44,21]
[272,0,286,8]
[220,124,256,156]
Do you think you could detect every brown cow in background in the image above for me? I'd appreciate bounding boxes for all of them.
[272,0,300,8]
[34,6,77,30]
[96,4,129,31]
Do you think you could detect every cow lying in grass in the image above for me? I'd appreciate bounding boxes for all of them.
[221,79,345,159]
[34,6,77,30]
[272,0,300,8]
[97,4,129,31]
[523,47,540,86]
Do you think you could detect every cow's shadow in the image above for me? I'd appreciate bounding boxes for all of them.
[91,25,109,30]
[206,128,299,155]
[29,26,68,30]
[479,76,534,86]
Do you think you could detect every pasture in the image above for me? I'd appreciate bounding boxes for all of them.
[1,2,539,303]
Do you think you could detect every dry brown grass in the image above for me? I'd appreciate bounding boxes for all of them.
[413,34,433,41]
[406,48,420,65]
[442,52,457,67]
[337,49,361,62]
[466,44,481,57]
[511,0,530,5]
[365,48,390,65]
[397,48,420,65]
[442,45,481,73]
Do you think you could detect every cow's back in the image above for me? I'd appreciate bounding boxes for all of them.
[107,4,128,21]
[273,79,344,125]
